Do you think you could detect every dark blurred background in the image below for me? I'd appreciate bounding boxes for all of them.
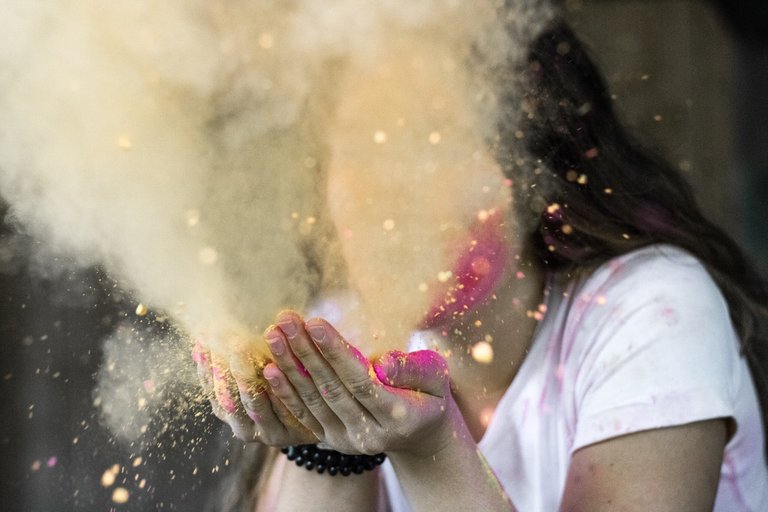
[1,1,766,510]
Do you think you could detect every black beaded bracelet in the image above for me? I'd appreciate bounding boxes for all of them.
[281,445,386,476]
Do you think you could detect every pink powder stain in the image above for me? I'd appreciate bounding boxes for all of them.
[143,380,156,393]
[538,381,551,409]
[46,456,58,468]
[421,213,509,329]
[212,367,238,414]
[519,398,530,425]
[406,350,442,367]
[217,389,238,414]
[376,350,445,388]
[723,453,748,508]
[373,363,389,384]
[191,342,209,364]
[294,359,311,378]
[211,366,225,382]
[555,364,566,393]
[660,307,678,326]
[247,411,262,423]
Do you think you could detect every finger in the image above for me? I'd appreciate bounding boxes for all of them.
[276,312,369,423]
[206,353,261,442]
[263,362,326,439]
[192,341,214,399]
[266,317,348,429]
[223,408,259,442]
[211,354,241,416]
[206,391,260,444]
[304,318,391,412]
[375,350,450,397]
[228,353,265,419]
[264,385,318,445]
[229,352,310,443]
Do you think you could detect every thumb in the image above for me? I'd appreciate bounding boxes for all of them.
[375,350,450,397]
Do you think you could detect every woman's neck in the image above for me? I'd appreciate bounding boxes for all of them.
[436,256,546,440]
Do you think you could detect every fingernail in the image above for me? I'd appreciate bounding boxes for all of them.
[266,334,285,356]
[278,318,298,339]
[264,367,280,388]
[307,324,326,343]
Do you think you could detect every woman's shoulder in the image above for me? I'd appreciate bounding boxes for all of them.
[571,243,722,308]
[552,242,740,388]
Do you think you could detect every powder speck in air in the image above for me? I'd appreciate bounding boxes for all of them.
[112,487,130,504]
[373,131,388,144]
[584,147,599,159]
[198,247,218,265]
[471,341,494,364]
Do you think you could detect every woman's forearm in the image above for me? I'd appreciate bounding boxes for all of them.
[258,455,381,512]
[387,400,516,512]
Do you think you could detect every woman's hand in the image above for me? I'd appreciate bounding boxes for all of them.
[192,339,317,446]
[258,311,456,457]
[197,310,459,458]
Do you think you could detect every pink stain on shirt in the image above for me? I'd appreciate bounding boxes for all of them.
[723,453,748,509]
[660,306,678,327]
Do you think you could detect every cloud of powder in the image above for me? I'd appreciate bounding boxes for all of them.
[0,1,556,379]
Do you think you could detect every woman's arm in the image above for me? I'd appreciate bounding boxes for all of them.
[386,401,516,511]
[559,419,727,512]
[208,311,728,511]
[256,311,517,511]
[257,456,381,512]
[195,341,383,512]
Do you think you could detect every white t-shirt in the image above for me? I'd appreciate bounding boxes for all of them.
[382,244,768,511]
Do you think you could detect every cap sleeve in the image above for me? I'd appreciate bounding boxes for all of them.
[569,246,740,453]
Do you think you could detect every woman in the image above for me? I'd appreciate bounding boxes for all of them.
[198,18,768,512]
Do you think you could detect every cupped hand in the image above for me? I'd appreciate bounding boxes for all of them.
[254,311,457,457]
[195,311,459,458]
[192,339,317,446]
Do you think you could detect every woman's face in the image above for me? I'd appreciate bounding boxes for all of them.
[323,42,513,353]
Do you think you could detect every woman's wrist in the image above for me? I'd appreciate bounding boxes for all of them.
[386,399,515,511]
[259,452,382,512]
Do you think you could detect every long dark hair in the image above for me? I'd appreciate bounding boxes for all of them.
[503,22,768,431]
